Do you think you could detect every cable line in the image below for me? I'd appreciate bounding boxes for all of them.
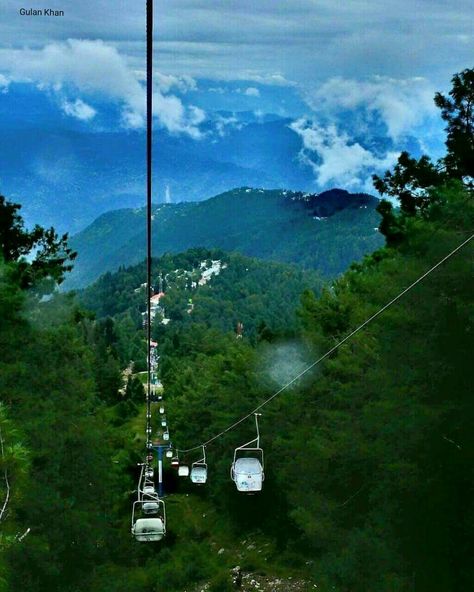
[145,0,153,449]
[178,232,474,454]
[131,0,168,543]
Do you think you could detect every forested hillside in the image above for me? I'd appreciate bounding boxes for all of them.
[66,188,383,288]
[0,69,473,592]
[78,248,323,369]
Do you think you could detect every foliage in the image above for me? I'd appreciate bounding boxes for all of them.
[0,195,76,293]
[434,68,474,181]
[373,67,473,245]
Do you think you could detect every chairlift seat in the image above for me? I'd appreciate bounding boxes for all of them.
[178,465,189,477]
[190,464,207,484]
[232,457,264,492]
[143,485,157,497]
[132,518,164,542]
[142,501,160,514]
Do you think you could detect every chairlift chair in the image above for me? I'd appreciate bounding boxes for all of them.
[170,456,180,468]
[178,465,190,477]
[142,484,160,515]
[190,446,208,484]
[159,406,165,414]
[166,449,173,459]
[132,499,166,542]
[230,414,264,493]
[163,429,170,442]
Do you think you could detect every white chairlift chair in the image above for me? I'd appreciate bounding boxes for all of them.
[230,413,264,493]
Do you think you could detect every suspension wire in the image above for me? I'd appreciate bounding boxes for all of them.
[145,0,153,453]
[178,232,474,454]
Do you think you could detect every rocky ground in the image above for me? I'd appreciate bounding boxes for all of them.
[192,568,319,592]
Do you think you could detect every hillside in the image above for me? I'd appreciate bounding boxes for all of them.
[66,187,383,289]
[78,248,323,370]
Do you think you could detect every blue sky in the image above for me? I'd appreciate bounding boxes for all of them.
[0,0,472,195]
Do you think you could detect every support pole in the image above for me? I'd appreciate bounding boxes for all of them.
[157,445,164,497]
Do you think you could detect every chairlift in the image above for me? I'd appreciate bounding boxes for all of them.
[143,484,156,497]
[163,429,170,442]
[190,445,208,485]
[166,449,173,459]
[131,465,166,540]
[171,456,180,468]
[178,465,190,477]
[230,413,264,493]
[161,418,167,428]
[132,501,166,542]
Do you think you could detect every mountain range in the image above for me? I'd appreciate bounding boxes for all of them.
[66,187,383,289]
[0,85,315,233]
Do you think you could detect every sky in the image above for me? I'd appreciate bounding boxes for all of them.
[0,0,472,194]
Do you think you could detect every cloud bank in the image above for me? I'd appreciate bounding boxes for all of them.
[290,119,399,191]
[0,39,205,137]
[289,75,443,192]
[304,76,437,141]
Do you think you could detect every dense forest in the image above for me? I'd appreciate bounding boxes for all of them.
[0,69,473,591]
[66,187,383,289]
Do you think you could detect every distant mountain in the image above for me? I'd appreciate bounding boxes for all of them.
[0,85,314,233]
[65,187,383,289]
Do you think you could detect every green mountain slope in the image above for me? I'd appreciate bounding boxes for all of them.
[78,248,323,370]
[66,188,383,289]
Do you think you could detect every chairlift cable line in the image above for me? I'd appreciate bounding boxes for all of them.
[145,0,153,448]
[178,232,474,454]
[131,0,167,543]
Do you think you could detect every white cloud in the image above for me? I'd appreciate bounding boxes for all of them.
[208,86,226,94]
[0,73,9,92]
[305,76,437,141]
[152,93,205,138]
[154,72,197,94]
[290,118,399,190]
[62,98,96,121]
[0,40,205,137]
[213,113,243,137]
[244,87,260,97]
[237,72,296,86]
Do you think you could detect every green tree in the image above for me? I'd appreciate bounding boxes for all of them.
[0,195,76,292]
[373,67,474,244]
[434,68,474,181]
